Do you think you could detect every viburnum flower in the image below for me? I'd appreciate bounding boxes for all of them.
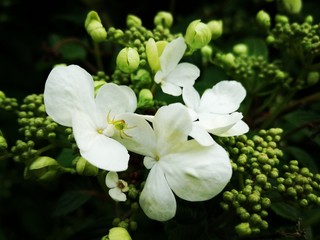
[116,103,232,221]
[44,64,138,171]
[105,171,129,202]
[182,80,249,146]
[154,36,200,96]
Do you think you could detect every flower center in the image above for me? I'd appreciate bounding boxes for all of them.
[107,112,135,139]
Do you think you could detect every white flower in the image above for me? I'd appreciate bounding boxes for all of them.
[154,37,200,96]
[116,103,232,221]
[44,64,138,171]
[182,80,249,146]
[105,171,129,202]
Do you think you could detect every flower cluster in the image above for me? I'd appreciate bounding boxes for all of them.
[43,36,249,221]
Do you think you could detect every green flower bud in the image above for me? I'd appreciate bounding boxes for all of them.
[75,157,99,176]
[256,10,271,30]
[307,71,319,85]
[201,45,213,65]
[138,89,154,109]
[279,0,302,14]
[116,47,140,73]
[185,19,212,51]
[233,44,248,56]
[207,20,223,40]
[85,11,107,42]
[154,11,173,28]
[108,227,132,240]
[248,193,260,204]
[275,14,289,24]
[127,14,142,28]
[132,69,152,88]
[235,222,252,236]
[219,53,236,69]
[94,80,107,94]
[0,135,8,151]
[146,38,167,72]
[24,156,60,181]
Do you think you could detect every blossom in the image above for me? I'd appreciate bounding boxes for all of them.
[154,37,200,96]
[43,64,138,171]
[105,171,129,202]
[182,80,249,146]
[116,103,232,221]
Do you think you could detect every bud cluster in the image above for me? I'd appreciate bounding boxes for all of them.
[218,128,283,236]
[17,94,58,141]
[268,15,320,56]
[0,90,18,112]
[277,160,320,208]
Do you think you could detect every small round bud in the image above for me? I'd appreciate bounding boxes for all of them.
[116,47,140,73]
[279,0,302,14]
[207,20,223,40]
[219,53,236,68]
[307,71,319,85]
[138,89,154,109]
[185,19,212,51]
[154,11,173,28]
[126,14,142,28]
[233,44,248,56]
[108,227,132,240]
[256,10,271,30]
[235,222,252,236]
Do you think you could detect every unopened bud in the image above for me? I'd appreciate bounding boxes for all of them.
[256,10,271,30]
[24,156,60,181]
[185,19,212,51]
[207,20,223,40]
[108,227,132,240]
[154,11,173,28]
[235,222,252,236]
[127,14,142,28]
[116,47,140,73]
[75,157,99,176]
[280,0,302,14]
[233,44,248,56]
[146,38,167,72]
[85,11,107,42]
[307,71,319,85]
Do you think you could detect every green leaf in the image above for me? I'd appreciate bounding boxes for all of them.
[52,190,92,216]
[284,146,318,172]
[56,148,77,168]
[60,43,86,61]
[271,202,302,221]
[241,37,269,59]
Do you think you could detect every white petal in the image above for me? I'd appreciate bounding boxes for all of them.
[112,113,157,157]
[109,188,127,202]
[143,156,157,169]
[105,171,119,188]
[160,140,232,201]
[198,112,243,134]
[95,83,137,117]
[139,163,176,221]
[182,86,201,113]
[189,122,215,146]
[166,63,200,87]
[161,81,182,96]
[160,37,186,75]
[72,111,129,171]
[200,80,246,114]
[214,120,249,137]
[44,65,95,126]
[153,103,192,155]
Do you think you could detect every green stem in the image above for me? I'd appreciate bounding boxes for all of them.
[93,41,104,71]
[0,152,13,161]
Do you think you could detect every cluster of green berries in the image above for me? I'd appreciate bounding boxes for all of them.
[17,94,58,141]
[277,160,320,208]
[0,90,18,112]
[10,139,38,163]
[215,53,293,92]
[267,15,320,58]
[217,128,284,236]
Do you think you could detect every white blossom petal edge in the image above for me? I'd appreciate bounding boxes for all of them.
[154,37,200,96]
[182,80,249,144]
[43,64,136,171]
[121,103,232,221]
